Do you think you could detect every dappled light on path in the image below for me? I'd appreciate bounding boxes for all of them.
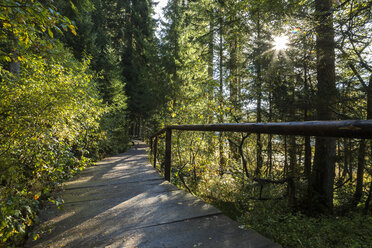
[27,142,280,248]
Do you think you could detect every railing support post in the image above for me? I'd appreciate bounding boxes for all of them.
[153,136,158,168]
[165,128,172,181]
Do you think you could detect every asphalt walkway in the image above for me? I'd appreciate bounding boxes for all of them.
[27,142,281,248]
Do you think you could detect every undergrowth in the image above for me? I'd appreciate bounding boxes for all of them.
[239,201,372,248]
[186,175,372,248]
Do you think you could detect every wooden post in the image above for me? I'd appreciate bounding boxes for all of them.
[150,137,153,153]
[165,129,172,181]
[153,136,158,168]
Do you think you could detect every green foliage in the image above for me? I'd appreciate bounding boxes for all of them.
[156,1,371,244]
[0,190,39,245]
[0,42,104,246]
[121,0,168,127]
[0,1,133,244]
[0,0,76,62]
[239,202,372,248]
[53,0,132,154]
[99,104,129,155]
[0,0,162,246]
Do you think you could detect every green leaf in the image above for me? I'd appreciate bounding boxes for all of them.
[14,210,20,217]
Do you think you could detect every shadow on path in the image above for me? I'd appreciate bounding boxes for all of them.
[26,142,281,248]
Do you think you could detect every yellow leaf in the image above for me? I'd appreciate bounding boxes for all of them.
[24,34,29,45]
[3,23,11,29]
[48,28,53,38]
[69,25,77,36]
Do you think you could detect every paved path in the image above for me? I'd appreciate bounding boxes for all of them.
[27,142,281,248]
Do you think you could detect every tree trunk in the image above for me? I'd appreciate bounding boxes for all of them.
[352,139,366,207]
[218,14,225,175]
[367,74,372,119]
[361,74,372,212]
[289,135,297,205]
[207,14,215,155]
[9,32,20,75]
[228,19,240,160]
[311,0,337,214]
[208,17,214,81]
[229,32,238,109]
[267,91,273,177]
[342,138,350,179]
[284,136,288,175]
[207,13,214,124]
[304,136,312,179]
[337,140,341,178]
[288,89,296,205]
[254,11,263,177]
[303,61,312,210]
[364,181,372,215]
[303,63,312,184]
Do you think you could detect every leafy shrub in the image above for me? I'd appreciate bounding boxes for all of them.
[0,45,105,246]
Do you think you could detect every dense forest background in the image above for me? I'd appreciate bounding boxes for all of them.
[0,0,371,247]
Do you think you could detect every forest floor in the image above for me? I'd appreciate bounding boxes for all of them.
[211,198,372,248]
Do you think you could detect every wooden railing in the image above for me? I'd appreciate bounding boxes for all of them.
[149,120,372,181]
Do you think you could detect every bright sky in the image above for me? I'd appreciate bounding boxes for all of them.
[153,0,168,20]
[153,0,168,36]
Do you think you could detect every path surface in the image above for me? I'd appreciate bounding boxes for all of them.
[27,142,281,248]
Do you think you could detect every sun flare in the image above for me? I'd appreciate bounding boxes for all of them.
[273,36,289,50]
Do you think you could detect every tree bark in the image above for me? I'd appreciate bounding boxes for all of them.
[311,0,337,214]
[218,13,225,175]
[267,91,273,177]
[303,63,312,185]
[288,88,297,205]
[363,74,372,212]
[364,181,372,215]
[254,10,263,177]
[352,139,366,207]
[284,136,288,175]
[9,31,20,75]
[342,138,351,179]
[208,16,214,81]
[229,30,238,109]
[289,135,296,205]
[207,14,214,125]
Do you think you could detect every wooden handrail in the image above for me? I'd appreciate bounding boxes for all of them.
[149,120,372,181]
